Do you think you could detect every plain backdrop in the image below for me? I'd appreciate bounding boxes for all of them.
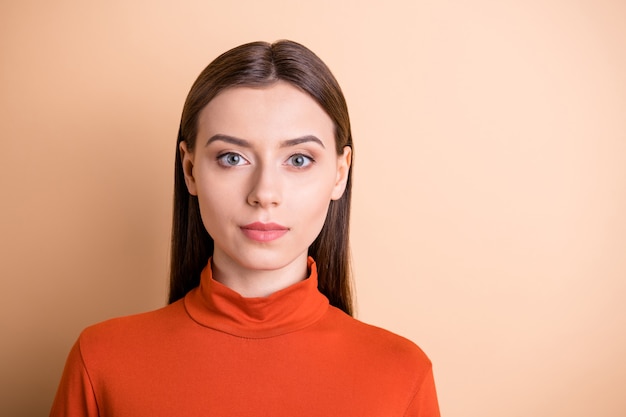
[1,1,625,416]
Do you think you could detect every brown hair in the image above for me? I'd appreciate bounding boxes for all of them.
[169,40,354,315]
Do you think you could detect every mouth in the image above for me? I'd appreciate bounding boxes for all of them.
[240,222,289,242]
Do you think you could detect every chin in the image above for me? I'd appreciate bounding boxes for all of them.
[234,250,306,272]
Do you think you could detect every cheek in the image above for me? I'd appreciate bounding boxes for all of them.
[195,181,238,233]
[295,178,335,229]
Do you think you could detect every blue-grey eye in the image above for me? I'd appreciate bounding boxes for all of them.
[288,154,312,168]
[226,154,241,165]
[218,152,247,166]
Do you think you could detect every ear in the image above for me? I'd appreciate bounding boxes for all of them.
[179,141,198,196]
[331,146,352,200]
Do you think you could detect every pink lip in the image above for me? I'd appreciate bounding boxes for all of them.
[240,222,289,242]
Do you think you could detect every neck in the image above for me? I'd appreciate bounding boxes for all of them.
[210,252,309,298]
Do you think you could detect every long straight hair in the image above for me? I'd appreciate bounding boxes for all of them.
[169,40,354,315]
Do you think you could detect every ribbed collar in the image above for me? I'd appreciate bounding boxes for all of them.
[184,257,329,338]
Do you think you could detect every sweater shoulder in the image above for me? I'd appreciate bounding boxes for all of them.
[77,301,185,351]
[324,306,433,371]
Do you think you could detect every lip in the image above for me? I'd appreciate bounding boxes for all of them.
[240,222,289,242]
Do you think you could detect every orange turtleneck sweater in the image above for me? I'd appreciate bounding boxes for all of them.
[50,259,440,416]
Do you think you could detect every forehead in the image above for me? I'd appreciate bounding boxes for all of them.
[197,81,335,144]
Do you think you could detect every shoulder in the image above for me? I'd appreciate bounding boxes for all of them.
[316,306,436,409]
[76,301,186,359]
[322,306,433,372]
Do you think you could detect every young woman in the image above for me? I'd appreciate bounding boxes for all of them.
[50,40,440,416]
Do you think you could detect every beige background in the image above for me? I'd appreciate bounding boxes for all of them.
[1,0,625,416]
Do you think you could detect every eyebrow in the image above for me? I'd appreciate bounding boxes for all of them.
[206,134,325,149]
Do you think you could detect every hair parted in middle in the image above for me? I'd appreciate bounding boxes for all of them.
[169,40,355,315]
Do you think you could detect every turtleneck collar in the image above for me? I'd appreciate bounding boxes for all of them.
[183,257,329,338]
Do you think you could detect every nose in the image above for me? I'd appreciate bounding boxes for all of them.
[246,163,282,207]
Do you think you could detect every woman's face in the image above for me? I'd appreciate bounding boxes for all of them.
[180,81,351,275]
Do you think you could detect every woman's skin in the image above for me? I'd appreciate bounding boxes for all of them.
[180,81,352,298]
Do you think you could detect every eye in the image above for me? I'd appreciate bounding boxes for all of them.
[286,154,313,168]
[217,152,248,167]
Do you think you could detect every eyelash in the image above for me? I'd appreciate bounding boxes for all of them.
[215,152,316,168]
